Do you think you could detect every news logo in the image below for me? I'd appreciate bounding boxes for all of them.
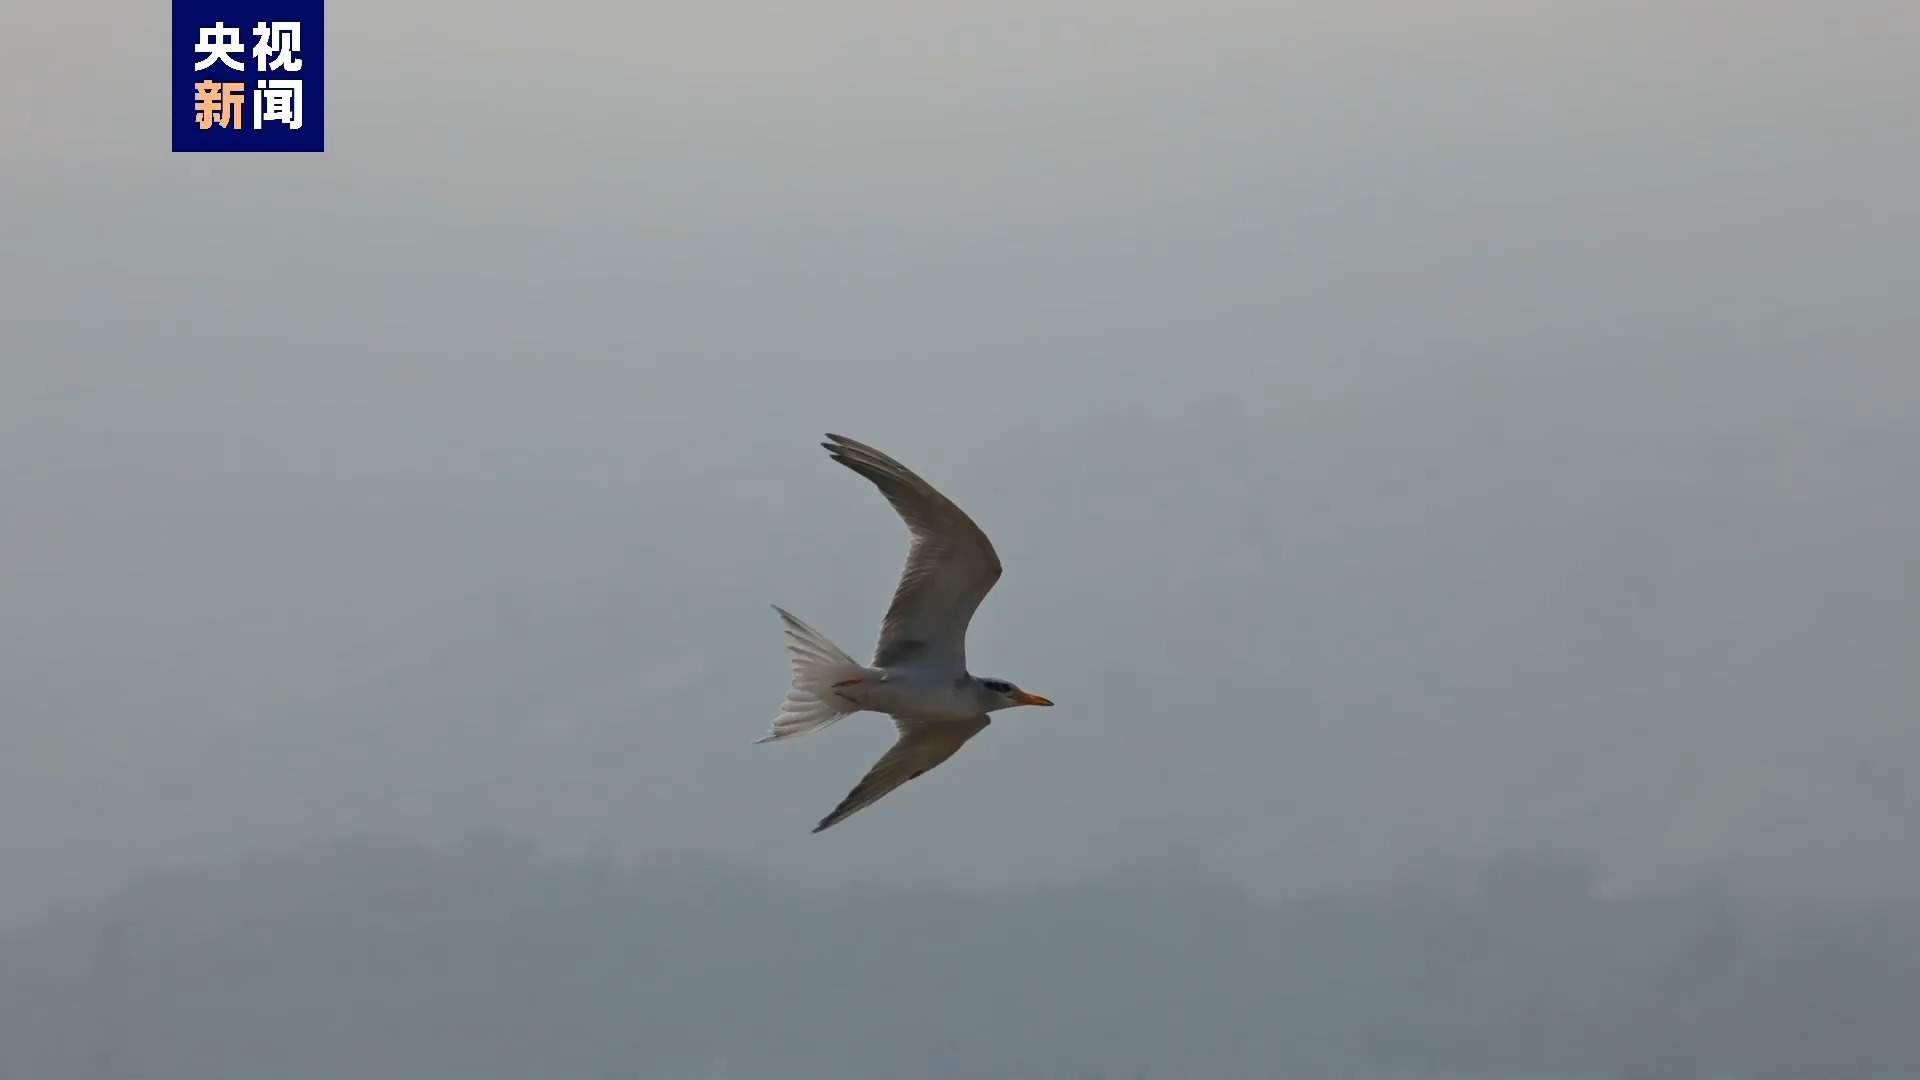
[173,0,324,151]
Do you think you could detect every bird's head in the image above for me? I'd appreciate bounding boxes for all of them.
[978,677,1054,712]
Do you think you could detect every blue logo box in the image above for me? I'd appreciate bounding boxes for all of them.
[172,0,324,151]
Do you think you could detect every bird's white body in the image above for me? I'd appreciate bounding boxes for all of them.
[835,666,996,721]
[758,435,1054,833]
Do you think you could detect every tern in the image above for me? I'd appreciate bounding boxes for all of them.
[758,434,1054,833]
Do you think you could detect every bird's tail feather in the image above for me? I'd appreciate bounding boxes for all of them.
[758,606,866,744]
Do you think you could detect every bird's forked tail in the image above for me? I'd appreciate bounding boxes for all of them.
[757,606,868,744]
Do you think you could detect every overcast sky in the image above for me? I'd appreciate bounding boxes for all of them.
[3,0,1917,926]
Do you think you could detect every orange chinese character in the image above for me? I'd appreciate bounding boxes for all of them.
[192,81,246,130]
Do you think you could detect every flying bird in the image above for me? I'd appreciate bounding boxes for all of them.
[759,434,1054,833]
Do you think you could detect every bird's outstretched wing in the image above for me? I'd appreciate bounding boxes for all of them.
[812,715,991,833]
[822,434,1002,672]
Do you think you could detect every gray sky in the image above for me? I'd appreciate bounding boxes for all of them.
[3,0,1918,925]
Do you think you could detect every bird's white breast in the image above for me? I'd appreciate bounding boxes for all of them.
[860,669,980,720]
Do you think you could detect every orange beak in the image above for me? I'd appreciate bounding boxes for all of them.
[1011,690,1054,707]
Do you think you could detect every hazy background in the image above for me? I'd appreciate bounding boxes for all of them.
[2,0,1918,1074]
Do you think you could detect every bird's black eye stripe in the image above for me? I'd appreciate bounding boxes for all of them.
[984,680,1011,693]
